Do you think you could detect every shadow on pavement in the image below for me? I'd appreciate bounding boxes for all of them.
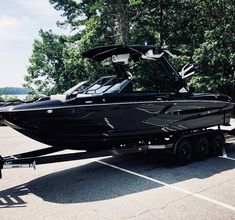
[0,184,28,208]
[0,147,235,207]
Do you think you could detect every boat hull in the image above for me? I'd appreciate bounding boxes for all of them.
[1,97,233,150]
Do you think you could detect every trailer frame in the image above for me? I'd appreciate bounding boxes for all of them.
[0,127,234,178]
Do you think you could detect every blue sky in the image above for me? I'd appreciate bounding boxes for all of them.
[0,0,67,87]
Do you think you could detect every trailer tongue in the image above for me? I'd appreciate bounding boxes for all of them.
[0,146,147,178]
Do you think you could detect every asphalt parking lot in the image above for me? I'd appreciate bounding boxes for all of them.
[0,121,235,220]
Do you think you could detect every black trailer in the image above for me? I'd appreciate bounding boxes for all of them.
[1,127,234,178]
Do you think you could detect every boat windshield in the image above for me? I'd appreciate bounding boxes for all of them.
[84,76,130,94]
[64,80,90,95]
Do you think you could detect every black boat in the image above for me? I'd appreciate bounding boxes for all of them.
[0,100,25,126]
[0,45,233,151]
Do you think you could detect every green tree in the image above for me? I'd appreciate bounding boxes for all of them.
[25,30,92,94]
[189,1,235,99]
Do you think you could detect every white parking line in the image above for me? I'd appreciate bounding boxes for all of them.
[218,147,235,161]
[222,148,228,158]
[97,160,235,212]
[219,156,235,161]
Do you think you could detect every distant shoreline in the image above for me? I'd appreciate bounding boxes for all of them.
[1,94,28,100]
[0,87,30,100]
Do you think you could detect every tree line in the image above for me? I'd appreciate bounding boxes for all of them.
[25,0,235,106]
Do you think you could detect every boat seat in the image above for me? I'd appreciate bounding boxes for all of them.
[50,94,68,102]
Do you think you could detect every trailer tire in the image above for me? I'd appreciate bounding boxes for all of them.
[211,132,225,156]
[195,135,209,160]
[174,139,192,165]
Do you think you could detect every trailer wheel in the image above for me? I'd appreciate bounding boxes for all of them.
[175,139,192,165]
[211,132,225,156]
[195,135,209,160]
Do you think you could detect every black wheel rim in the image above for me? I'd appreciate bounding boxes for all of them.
[177,141,192,164]
[198,137,209,156]
[213,136,224,155]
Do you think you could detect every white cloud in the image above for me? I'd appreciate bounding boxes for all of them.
[0,15,31,43]
[16,0,62,21]
[0,15,21,28]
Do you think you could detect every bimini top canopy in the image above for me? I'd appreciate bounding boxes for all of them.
[82,45,180,63]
